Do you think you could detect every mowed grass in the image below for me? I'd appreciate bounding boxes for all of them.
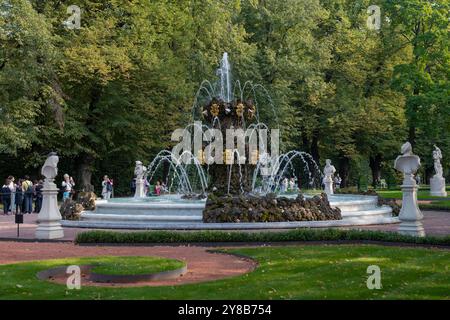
[0,245,449,300]
[88,256,185,276]
[377,189,450,200]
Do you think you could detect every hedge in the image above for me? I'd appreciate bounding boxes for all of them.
[75,228,450,246]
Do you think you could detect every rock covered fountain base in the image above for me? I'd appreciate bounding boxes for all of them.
[62,193,398,230]
[203,193,342,223]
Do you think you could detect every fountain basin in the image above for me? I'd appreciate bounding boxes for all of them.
[62,194,399,230]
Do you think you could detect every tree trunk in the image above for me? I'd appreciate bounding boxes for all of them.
[310,130,320,164]
[369,154,383,187]
[408,125,416,148]
[77,154,95,192]
[301,127,309,153]
[338,157,350,188]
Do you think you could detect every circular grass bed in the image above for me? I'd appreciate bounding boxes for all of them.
[35,256,187,285]
[89,256,185,276]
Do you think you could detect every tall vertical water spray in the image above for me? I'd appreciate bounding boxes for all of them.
[217,52,232,103]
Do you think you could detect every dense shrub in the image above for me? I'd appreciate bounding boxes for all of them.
[75,228,450,246]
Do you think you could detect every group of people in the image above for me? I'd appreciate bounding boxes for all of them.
[62,174,114,200]
[130,178,168,196]
[1,176,44,215]
[1,173,115,216]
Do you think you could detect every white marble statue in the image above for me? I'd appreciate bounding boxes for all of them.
[134,160,147,198]
[41,152,59,181]
[36,152,64,239]
[323,159,336,196]
[433,145,443,178]
[430,145,447,196]
[134,161,147,180]
[281,178,288,193]
[394,142,425,237]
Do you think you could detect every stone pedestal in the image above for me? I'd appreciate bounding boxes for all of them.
[134,178,145,198]
[323,177,334,196]
[430,176,447,197]
[35,180,64,239]
[398,175,425,237]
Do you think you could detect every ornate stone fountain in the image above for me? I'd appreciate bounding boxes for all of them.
[62,53,399,230]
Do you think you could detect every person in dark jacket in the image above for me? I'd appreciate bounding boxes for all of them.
[1,179,12,215]
[34,180,44,213]
[15,180,23,214]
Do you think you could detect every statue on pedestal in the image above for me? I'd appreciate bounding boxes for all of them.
[323,159,336,196]
[394,142,425,237]
[36,152,64,239]
[430,145,447,196]
[134,161,147,198]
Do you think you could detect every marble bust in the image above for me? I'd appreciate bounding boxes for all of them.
[323,159,336,181]
[41,152,59,181]
[394,142,420,176]
[394,142,425,237]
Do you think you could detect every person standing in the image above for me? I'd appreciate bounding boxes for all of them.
[130,178,136,195]
[61,174,75,201]
[155,181,161,196]
[22,175,33,214]
[334,174,342,190]
[34,180,44,213]
[7,176,15,213]
[15,179,23,214]
[101,175,113,199]
[289,177,296,192]
[1,178,12,215]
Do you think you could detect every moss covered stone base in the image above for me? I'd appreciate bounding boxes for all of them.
[203,193,342,223]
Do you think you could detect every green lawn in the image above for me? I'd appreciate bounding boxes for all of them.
[420,201,450,211]
[0,245,448,299]
[377,189,450,200]
[89,256,185,276]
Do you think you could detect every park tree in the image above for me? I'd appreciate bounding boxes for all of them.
[0,0,61,156]
[385,0,450,178]
[238,0,331,182]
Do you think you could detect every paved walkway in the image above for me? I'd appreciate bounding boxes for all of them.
[346,210,449,235]
[0,211,448,241]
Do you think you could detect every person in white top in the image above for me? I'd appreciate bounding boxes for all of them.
[7,176,15,212]
[102,175,113,199]
[61,174,75,200]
